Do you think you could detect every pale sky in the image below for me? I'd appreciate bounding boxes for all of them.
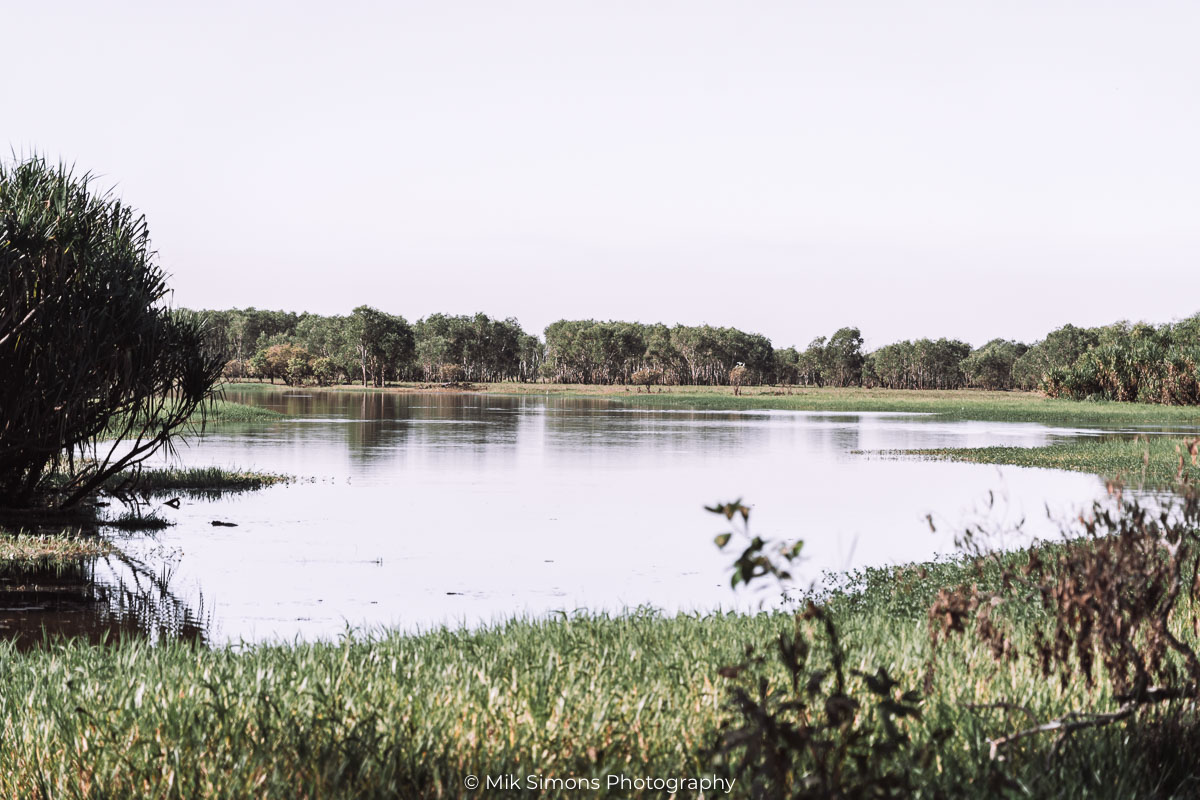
[5,1,1198,349]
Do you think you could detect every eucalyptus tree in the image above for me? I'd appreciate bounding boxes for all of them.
[413,313,528,382]
[349,306,414,386]
[773,347,801,385]
[796,338,827,386]
[0,157,223,509]
[962,339,1028,390]
[642,323,683,383]
[867,338,969,389]
[517,333,545,382]
[821,327,866,387]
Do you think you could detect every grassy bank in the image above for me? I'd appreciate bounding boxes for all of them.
[223,381,1200,427]
[894,435,1200,486]
[225,380,1200,485]
[0,552,1196,798]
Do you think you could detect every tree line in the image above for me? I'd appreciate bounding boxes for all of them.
[188,307,1200,404]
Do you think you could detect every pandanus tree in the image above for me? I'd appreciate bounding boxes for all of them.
[0,157,223,509]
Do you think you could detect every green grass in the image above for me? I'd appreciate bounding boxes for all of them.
[1,562,1198,798]
[103,400,283,437]
[894,435,1200,486]
[103,466,292,495]
[200,399,285,423]
[223,381,1200,427]
[0,532,112,564]
[607,387,1200,427]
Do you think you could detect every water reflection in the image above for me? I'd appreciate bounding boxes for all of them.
[115,389,1200,644]
[0,550,208,648]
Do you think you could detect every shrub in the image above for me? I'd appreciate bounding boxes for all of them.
[0,157,222,509]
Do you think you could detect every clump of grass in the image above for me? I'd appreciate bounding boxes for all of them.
[104,511,172,531]
[200,399,284,423]
[103,399,282,436]
[0,533,113,564]
[104,466,292,495]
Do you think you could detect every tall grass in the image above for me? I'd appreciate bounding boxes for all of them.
[0,532,112,564]
[201,399,285,423]
[0,584,1198,798]
[102,466,292,495]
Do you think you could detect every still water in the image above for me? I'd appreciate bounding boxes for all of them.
[40,391,1170,644]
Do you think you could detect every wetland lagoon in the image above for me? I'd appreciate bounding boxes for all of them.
[8,386,1200,799]
[37,387,1188,645]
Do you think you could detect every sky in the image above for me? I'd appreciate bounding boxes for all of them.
[5,1,1198,349]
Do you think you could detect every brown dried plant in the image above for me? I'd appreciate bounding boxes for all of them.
[929,438,1200,760]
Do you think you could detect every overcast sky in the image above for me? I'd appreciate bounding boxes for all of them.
[5,1,1198,349]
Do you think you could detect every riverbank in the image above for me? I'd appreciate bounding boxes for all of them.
[0,545,1194,798]
[894,435,1200,486]
[223,380,1200,426]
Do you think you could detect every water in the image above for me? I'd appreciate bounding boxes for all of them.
[31,391,1175,644]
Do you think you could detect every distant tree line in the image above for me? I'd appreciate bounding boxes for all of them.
[187,307,1200,405]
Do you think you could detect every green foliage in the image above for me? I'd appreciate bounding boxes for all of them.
[0,613,780,798]
[961,339,1029,390]
[899,436,1200,487]
[1012,324,1099,390]
[708,501,938,798]
[204,309,534,386]
[349,305,414,387]
[822,327,867,387]
[413,312,528,383]
[612,385,1200,426]
[197,308,1200,405]
[865,338,971,389]
[0,157,224,509]
[541,320,775,386]
[1017,317,1200,404]
[101,466,291,495]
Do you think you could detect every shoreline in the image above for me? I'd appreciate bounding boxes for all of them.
[224,381,1200,484]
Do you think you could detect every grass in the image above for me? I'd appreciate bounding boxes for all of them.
[893,435,1200,486]
[0,552,1197,798]
[104,510,173,531]
[9,382,1195,796]
[103,399,282,438]
[0,532,112,564]
[200,398,285,423]
[606,386,1200,427]
[223,381,1200,427]
[103,466,292,495]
